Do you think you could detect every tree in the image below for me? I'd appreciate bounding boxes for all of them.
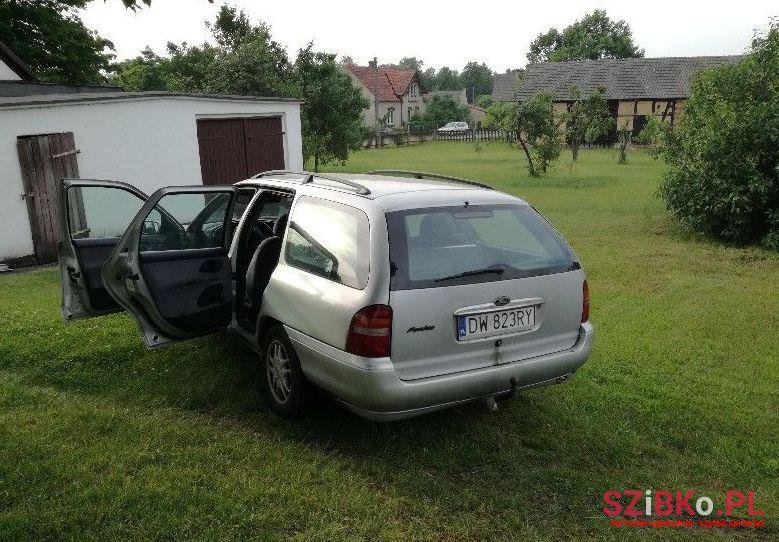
[112,6,367,171]
[483,94,561,176]
[616,120,631,164]
[294,45,369,171]
[339,55,355,66]
[527,10,644,63]
[516,92,562,176]
[109,47,170,90]
[659,20,779,249]
[396,57,424,71]
[111,5,291,96]
[461,61,493,103]
[433,66,462,90]
[0,0,154,84]
[0,0,113,84]
[562,86,613,160]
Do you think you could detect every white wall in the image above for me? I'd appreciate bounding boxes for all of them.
[0,96,303,260]
[0,58,22,80]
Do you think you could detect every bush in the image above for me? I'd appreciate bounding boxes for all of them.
[659,21,779,247]
[408,114,434,134]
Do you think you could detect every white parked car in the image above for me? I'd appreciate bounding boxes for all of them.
[58,170,593,421]
[437,121,470,133]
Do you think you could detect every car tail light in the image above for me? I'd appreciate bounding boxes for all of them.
[581,279,590,323]
[346,304,392,357]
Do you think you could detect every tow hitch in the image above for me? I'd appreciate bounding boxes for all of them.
[484,378,520,411]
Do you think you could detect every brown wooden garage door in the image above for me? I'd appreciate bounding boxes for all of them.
[196,117,285,185]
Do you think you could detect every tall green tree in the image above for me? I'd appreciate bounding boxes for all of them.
[432,66,463,90]
[461,61,493,103]
[112,6,366,170]
[111,5,291,96]
[562,85,613,160]
[659,21,779,248]
[0,0,152,84]
[396,57,424,71]
[294,44,369,171]
[2,1,109,84]
[527,10,644,63]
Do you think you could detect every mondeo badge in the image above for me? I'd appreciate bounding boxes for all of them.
[494,296,511,306]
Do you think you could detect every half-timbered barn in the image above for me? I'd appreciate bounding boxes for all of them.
[492,56,742,141]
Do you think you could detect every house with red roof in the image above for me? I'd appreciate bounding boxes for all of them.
[343,64,426,128]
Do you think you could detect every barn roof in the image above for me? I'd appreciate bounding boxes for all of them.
[346,65,419,102]
[492,56,743,102]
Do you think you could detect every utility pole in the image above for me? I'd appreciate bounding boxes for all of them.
[371,56,380,148]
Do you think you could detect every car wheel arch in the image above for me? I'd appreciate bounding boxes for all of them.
[255,315,282,346]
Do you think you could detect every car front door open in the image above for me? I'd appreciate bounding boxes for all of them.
[101,186,236,348]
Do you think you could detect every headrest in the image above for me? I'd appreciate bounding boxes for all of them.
[273,213,289,236]
[419,213,459,244]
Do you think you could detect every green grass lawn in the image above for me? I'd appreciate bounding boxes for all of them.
[1,143,777,541]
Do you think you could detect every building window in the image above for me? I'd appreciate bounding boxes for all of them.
[408,107,413,119]
[414,106,419,115]
[387,107,395,126]
[410,84,417,98]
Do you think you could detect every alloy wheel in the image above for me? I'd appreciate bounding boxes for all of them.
[266,339,292,404]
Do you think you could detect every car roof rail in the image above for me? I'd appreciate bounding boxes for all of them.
[253,170,371,195]
[364,170,493,190]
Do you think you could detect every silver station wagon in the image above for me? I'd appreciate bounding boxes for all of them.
[58,170,594,421]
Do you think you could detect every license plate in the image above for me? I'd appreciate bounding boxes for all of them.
[457,306,537,340]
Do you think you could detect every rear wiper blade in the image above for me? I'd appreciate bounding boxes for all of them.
[435,265,506,283]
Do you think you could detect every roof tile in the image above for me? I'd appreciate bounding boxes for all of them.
[346,65,416,102]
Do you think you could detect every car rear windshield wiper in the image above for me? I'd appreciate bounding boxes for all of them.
[435,265,506,283]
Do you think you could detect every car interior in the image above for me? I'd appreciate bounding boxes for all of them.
[234,189,294,330]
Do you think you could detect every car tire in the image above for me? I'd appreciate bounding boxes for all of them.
[261,324,309,417]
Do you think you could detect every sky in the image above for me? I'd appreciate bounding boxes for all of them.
[79,0,777,72]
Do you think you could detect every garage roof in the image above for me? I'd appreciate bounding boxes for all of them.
[0,91,302,108]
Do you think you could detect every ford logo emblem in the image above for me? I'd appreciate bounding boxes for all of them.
[494,296,510,306]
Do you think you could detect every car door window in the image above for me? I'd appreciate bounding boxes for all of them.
[68,185,146,239]
[140,192,232,251]
[284,196,370,289]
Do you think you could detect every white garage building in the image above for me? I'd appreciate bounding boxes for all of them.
[0,92,303,266]
[0,46,303,266]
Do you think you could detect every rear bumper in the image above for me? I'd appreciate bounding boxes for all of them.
[286,321,594,421]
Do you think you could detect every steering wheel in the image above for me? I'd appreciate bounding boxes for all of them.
[251,221,273,241]
[241,220,271,252]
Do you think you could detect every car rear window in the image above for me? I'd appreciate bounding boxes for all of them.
[387,204,577,290]
[285,196,370,289]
